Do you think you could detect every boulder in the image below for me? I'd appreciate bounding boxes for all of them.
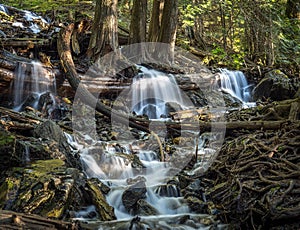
[84,178,116,221]
[253,70,298,101]
[135,199,159,216]
[0,159,82,218]
[33,120,82,169]
[122,180,147,213]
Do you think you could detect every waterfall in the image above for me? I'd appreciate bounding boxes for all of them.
[12,61,56,111]
[131,66,189,119]
[219,69,254,104]
[0,4,8,14]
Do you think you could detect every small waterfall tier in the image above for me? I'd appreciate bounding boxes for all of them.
[218,69,255,106]
[131,66,189,119]
[12,61,56,111]
[0,4,8,14]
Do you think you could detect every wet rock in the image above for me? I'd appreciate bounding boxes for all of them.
[0,128,19,170]
[15,138,64,163]
[33,120,82,169]
[253,70,298,101]
[183,179,206,200]
[185,90,208,107]
[37,92,55,113]
[178,174,194,189]
[155,184,180,197]
[135,199,159,216]
[84,178,115,221]
[183,179,208,213]
[20,93,39,110]
[33,120,65,146]
[0,159,84,219]
[122,180,147,213]
[165,102,183,115]
[126,176,146,185]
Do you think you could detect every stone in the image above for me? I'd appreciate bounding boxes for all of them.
[165,102,183,115]
[33,120,82,169]
[0,128,18,171]
[135,199,159,216]
[0,159,85,219]
[253,70,298,101]
[186,197,208,213]
[84,178,116,221]
[122,180,147,213]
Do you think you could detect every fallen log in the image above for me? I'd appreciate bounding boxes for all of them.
[1,38,50,47]
[57,24,300,137]
[0,210,77,230]
[57,23,150,133]
[0,58,16,70]
[0,67,14,82]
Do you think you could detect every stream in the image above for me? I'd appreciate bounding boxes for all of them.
[63,66,253,229]
[0,7,254,226]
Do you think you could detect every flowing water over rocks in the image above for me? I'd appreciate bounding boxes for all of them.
[218,69,255,108]
[131,66,191,119]
[11,61,57,112]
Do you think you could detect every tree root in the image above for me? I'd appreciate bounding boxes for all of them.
[200,127,300,229]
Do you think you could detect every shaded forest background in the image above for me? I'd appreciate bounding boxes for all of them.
[2,0,299,75]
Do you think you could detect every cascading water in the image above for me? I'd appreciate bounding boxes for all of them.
[131,66,189,119]
[218,69,255,106]
[12,61,56,111]
[66,65,225,228]
[0,4,8,14]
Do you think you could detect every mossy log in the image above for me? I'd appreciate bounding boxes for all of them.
[0,210,77,229]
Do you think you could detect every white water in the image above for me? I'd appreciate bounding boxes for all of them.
[1,4,48,33]
[67,66,231,228]
[131,66,190,119]
[23,10,49,33]
[219,69,255,107]
[66,127,225,229]
[0,4,8,14]
[12,61,56,111]
[23,144,30,164]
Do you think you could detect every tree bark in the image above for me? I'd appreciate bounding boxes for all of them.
[87,0,118,61]
[129,0,147,44]
[158,0,178,46]
[158,0,178,61]
[148,0,164,42]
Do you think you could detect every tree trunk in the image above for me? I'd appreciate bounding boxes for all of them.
[158,0,178,47]
[219,1,227,52]
[157,0,178,62]
[87,0,118,61]
[58,24,150,133]
[148,0,164,42]
[129,0,147,44]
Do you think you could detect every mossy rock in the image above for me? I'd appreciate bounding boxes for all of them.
[0,128,19,170]
[0,159,84,219]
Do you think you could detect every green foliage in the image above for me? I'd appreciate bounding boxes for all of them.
[203,44,244,69]
[179,3,201,28]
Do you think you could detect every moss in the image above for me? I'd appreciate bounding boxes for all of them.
[0,131,15,146]
[0,177,20,208]
[0,181,9,207]
[29,159,65,178]
[47,206,64,218]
